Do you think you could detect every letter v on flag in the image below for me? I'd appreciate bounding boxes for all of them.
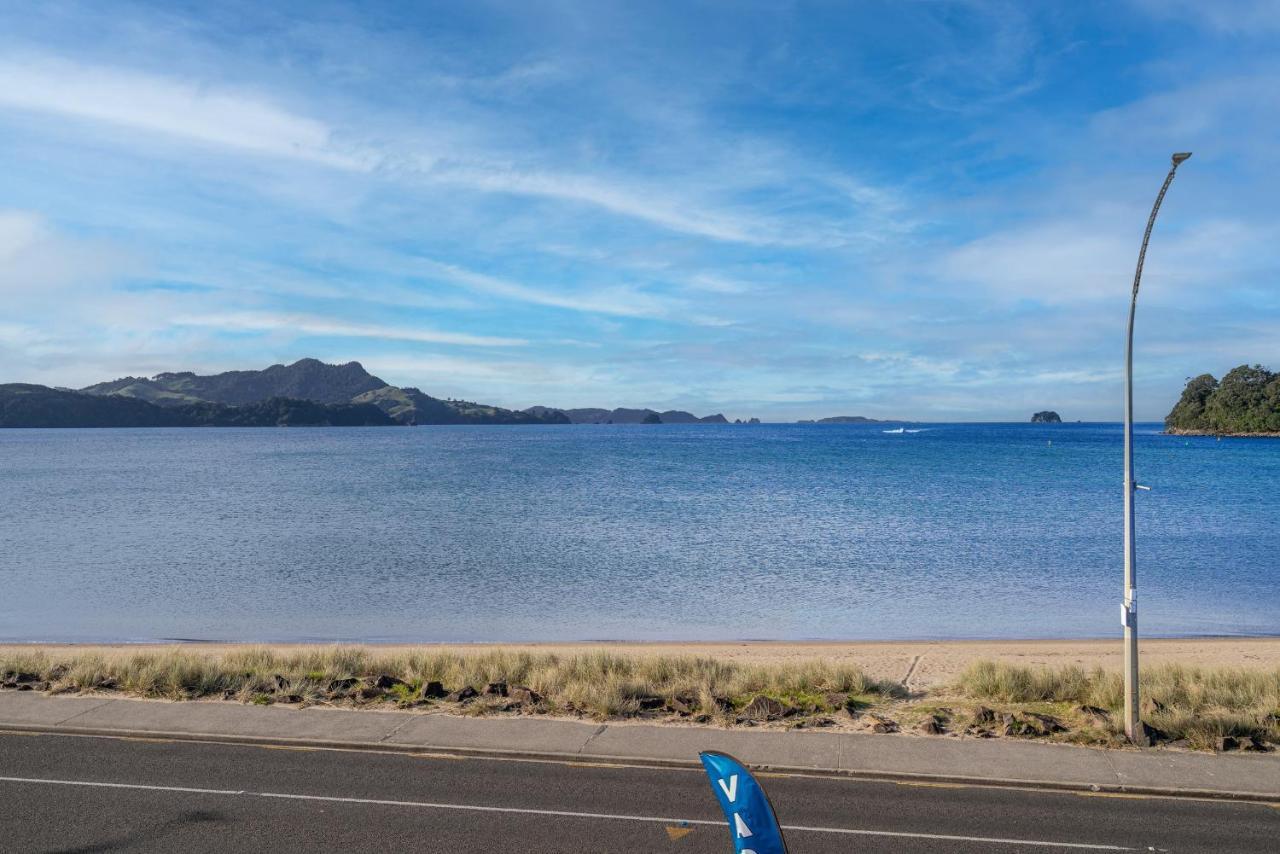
[698,751,788,854]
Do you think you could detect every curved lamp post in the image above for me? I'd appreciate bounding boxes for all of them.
[1123,151,1191,745]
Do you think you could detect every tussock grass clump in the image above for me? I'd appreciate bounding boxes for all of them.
[956,661,1280,747]
[956,661,1100,704]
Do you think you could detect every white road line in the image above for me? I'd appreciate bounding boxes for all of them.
[0,776,242,796]
[783,823,1131,849]
[260,791,722,828]
[0,775,1132,851]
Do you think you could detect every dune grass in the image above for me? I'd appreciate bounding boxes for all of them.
[0,647,900,721]
[4,648,1277,750]
[955,661,1280,748]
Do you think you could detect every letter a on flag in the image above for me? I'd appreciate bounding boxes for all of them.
[699,751,788,854]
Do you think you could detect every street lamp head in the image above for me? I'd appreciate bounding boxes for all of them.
[1171,152,1192,165]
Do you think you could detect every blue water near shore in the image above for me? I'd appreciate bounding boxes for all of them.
[2,423,1277,643]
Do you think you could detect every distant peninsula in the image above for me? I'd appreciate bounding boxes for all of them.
[795,415,890,424]
[1165,364,1280,437]
[0,359,739,428]
[524,406,728,425]
[1031,411,1062,423]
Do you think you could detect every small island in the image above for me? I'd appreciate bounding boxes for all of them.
[1031,411,1062,423]
[1166,364,1280,437]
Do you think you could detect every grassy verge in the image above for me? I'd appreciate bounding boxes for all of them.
[2,648,1276,751]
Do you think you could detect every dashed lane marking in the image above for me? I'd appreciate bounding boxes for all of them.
[410,752,468,761]
[257,745,318,752]
[897,781,966,789]
[567,761,630,769]
[1077,792,1152,800]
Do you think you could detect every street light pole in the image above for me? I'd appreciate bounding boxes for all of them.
[1123,151,1191,745]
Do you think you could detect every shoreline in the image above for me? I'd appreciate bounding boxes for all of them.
[1164,428,1280,438]
[6,636,1278,689]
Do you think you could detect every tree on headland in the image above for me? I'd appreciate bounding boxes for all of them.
[1166,365,1280,435]
[1166,374,1218,431]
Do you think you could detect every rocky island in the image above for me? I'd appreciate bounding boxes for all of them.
[1031,411,1062,423]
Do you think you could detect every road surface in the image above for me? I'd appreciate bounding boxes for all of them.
[0,731,1274,852]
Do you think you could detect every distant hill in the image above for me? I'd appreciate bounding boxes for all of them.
[661,410,729,424]
[1166,365,1280,436]
[78,359,569,427]
[9,358,751,428]
[1031,411,1062,423]
[0,384,394,428]
[530,406,728,424]
[1,384,192,427]
[358,387,568,426]
[174,397,396,427]
[82,358,387,406]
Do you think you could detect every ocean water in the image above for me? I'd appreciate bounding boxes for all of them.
[1,423,1277,643]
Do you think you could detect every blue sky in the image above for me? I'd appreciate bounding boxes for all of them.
[1,1,1277,421]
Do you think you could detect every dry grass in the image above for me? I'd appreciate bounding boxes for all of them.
[0,646,899,720]
[4,648,1277,750]
[955,661,1280,748]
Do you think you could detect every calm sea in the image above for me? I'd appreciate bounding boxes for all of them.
[2,423,1277,643]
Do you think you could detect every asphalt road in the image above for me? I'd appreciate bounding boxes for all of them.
[0,731,1275,853]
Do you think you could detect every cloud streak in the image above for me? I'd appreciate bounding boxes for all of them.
[172,312,526,348]
[0,50,901,248]
[411,258,683,320]
[0,55,369,170]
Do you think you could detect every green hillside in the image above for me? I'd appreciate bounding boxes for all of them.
[1165,365,1280,436]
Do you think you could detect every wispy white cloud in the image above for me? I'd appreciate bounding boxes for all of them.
[411,257,684,320]
[358,353,598,388]
[0,209,137,299]
[427,163,781,245]
[901,0,1047,113]
[172,312,526,347]
[0,210,43,259]
[937,220,1134,303]
[1129,0,1280,34]
[683,274,756,295]
[936,213,1277,305]
[0,55,371,170]
[0,50,906,248]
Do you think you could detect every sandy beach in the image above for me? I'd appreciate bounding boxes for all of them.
[7,637,1277,690]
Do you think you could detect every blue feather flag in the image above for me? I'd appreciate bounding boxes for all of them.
[698,751,789,854]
